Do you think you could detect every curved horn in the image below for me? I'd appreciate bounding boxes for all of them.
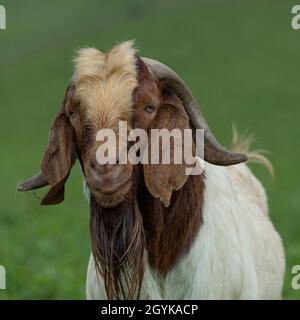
[142,57,247,166]
[17,172,49,192]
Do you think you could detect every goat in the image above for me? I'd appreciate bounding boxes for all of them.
[18,41,285,299]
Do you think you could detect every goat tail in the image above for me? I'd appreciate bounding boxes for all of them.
[230,125,275,179]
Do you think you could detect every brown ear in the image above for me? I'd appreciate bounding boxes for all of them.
[143,89,192,207]
[40,87,77,205]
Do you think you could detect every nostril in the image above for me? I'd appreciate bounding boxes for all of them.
[90,160,96,170]
[103,163,114,174]
[89,158,119,177]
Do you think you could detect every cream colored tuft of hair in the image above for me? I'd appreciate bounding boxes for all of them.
[73,40,138,128]
[230,125,275,180]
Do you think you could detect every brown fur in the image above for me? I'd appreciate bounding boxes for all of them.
[40,85,77,205]
[138,169,205,275]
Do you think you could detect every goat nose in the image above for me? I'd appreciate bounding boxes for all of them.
[89,159,116,175]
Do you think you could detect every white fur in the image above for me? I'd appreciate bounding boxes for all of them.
[86,162,285,299]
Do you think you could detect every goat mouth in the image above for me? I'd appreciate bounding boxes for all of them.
[89,178,131,195]
[88,179,132,208]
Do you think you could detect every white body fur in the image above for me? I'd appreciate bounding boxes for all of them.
[86,162,285,299]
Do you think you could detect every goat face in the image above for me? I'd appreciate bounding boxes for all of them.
[28,43,188,208]
[18,41,247,209]
[68,52,166,208]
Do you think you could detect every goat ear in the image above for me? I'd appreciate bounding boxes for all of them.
[143,89,192,207]
[40,87,77,205]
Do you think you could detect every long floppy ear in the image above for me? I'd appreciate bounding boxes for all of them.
[18,85,77,205]
[143,88,193,207]
[40,102,77,205]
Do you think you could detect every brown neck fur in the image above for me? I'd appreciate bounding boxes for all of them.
[137,167,205,275]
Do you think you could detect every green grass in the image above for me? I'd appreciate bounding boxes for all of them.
[0,0,299,299]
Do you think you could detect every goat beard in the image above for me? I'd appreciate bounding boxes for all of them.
[89,168,145,300]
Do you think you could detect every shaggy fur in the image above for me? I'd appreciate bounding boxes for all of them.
[73,41,138,128]
[89,194,145,299]
[230,125,275,179]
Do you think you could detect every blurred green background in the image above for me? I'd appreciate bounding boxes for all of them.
[0,0,299,299]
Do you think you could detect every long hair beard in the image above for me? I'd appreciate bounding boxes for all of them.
[89,171,145,299]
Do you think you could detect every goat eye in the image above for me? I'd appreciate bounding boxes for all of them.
[144,105,156,114]
[68,110,76,118]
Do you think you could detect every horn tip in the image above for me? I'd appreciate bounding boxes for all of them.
[205,152,248,166]
[229,153,248,165]
[237,153,248,163]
